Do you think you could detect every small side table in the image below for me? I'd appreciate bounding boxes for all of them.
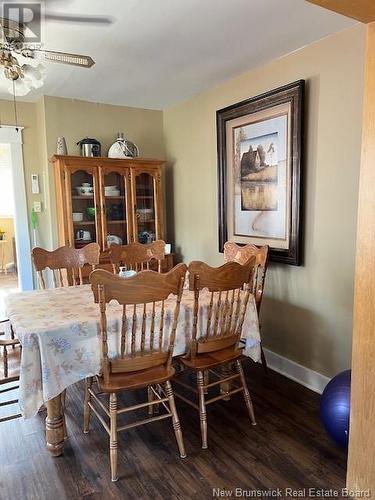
[0,240,8,274]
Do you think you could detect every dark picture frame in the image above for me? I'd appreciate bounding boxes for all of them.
[217,80,304,265]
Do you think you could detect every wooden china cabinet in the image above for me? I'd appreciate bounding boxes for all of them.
[51,155,173,271]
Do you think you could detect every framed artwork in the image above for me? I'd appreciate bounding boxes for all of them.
[217,80,304,265]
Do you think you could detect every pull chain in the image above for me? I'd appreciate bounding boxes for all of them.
[12,80,19,132]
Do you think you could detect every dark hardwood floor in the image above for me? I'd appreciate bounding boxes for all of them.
[0,362,347,500]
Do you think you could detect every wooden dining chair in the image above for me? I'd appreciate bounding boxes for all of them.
[224,241,269,371]
[85,263,187,482]
[32,243,100,289]
[108,240,165,274]
[31,243,100,427]
[0,324,21,423]
[174,259,257,449]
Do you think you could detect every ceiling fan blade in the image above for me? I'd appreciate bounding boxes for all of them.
[0,22,7,44]
[3,0,67,3]
[27,49,95,68]
[44,13,113,25]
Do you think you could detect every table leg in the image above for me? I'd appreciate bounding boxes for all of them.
[46,394,65,456]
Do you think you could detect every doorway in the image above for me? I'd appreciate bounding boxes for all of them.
[0,126,33,319]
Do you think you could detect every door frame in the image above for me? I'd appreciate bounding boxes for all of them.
[0,126,33,291]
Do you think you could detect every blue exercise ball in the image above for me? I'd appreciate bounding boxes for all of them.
[320,369,351,447]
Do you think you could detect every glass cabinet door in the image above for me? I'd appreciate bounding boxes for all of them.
[132,171,158,244]
[65,167,101,249]
[100,168,131,249]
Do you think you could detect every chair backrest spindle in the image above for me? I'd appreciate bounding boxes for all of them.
[150,301,156,352]
[158,300,165,352]
[98,284,110,382]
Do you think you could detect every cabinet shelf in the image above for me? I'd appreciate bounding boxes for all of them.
[73,221,96,225]
[107,219,127,224]
[74,241,94,248]
[72,195,94,199]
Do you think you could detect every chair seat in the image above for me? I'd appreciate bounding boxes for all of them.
[180,347,243,370]
[0,345,21,382]
[96,364,176,392]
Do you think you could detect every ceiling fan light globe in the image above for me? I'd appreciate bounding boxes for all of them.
[7,77,32,96]
[22,63,43,81]
[36,63,46,77]
[30,77,44,89]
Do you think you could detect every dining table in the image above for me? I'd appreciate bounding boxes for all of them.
[4,284,261,457]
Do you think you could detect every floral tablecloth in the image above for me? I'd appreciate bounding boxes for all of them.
[5,285,260,418]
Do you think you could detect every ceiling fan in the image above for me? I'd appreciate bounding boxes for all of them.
[0,5,113,94]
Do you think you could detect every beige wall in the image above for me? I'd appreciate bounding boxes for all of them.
[163,25,366,377]
[42,96,165,246]
[43,96,165,159]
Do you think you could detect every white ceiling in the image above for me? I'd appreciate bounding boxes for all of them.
[0,0,355,109]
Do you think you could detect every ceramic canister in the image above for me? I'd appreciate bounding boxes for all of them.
[56,137,68,155]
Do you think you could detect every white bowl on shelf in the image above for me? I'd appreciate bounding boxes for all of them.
[76,186,93,195]
[105,186,120,196]
[72,212,83,222]
[107,234,123,245]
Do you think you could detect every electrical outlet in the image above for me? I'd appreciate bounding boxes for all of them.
[33,201,42,213]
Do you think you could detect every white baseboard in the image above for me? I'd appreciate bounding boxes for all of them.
[263,348,330,394]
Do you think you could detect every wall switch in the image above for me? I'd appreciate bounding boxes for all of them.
[33,201,42,213]
[31,174,40,194]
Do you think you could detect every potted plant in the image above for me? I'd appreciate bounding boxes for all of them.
[0,229,5,241]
